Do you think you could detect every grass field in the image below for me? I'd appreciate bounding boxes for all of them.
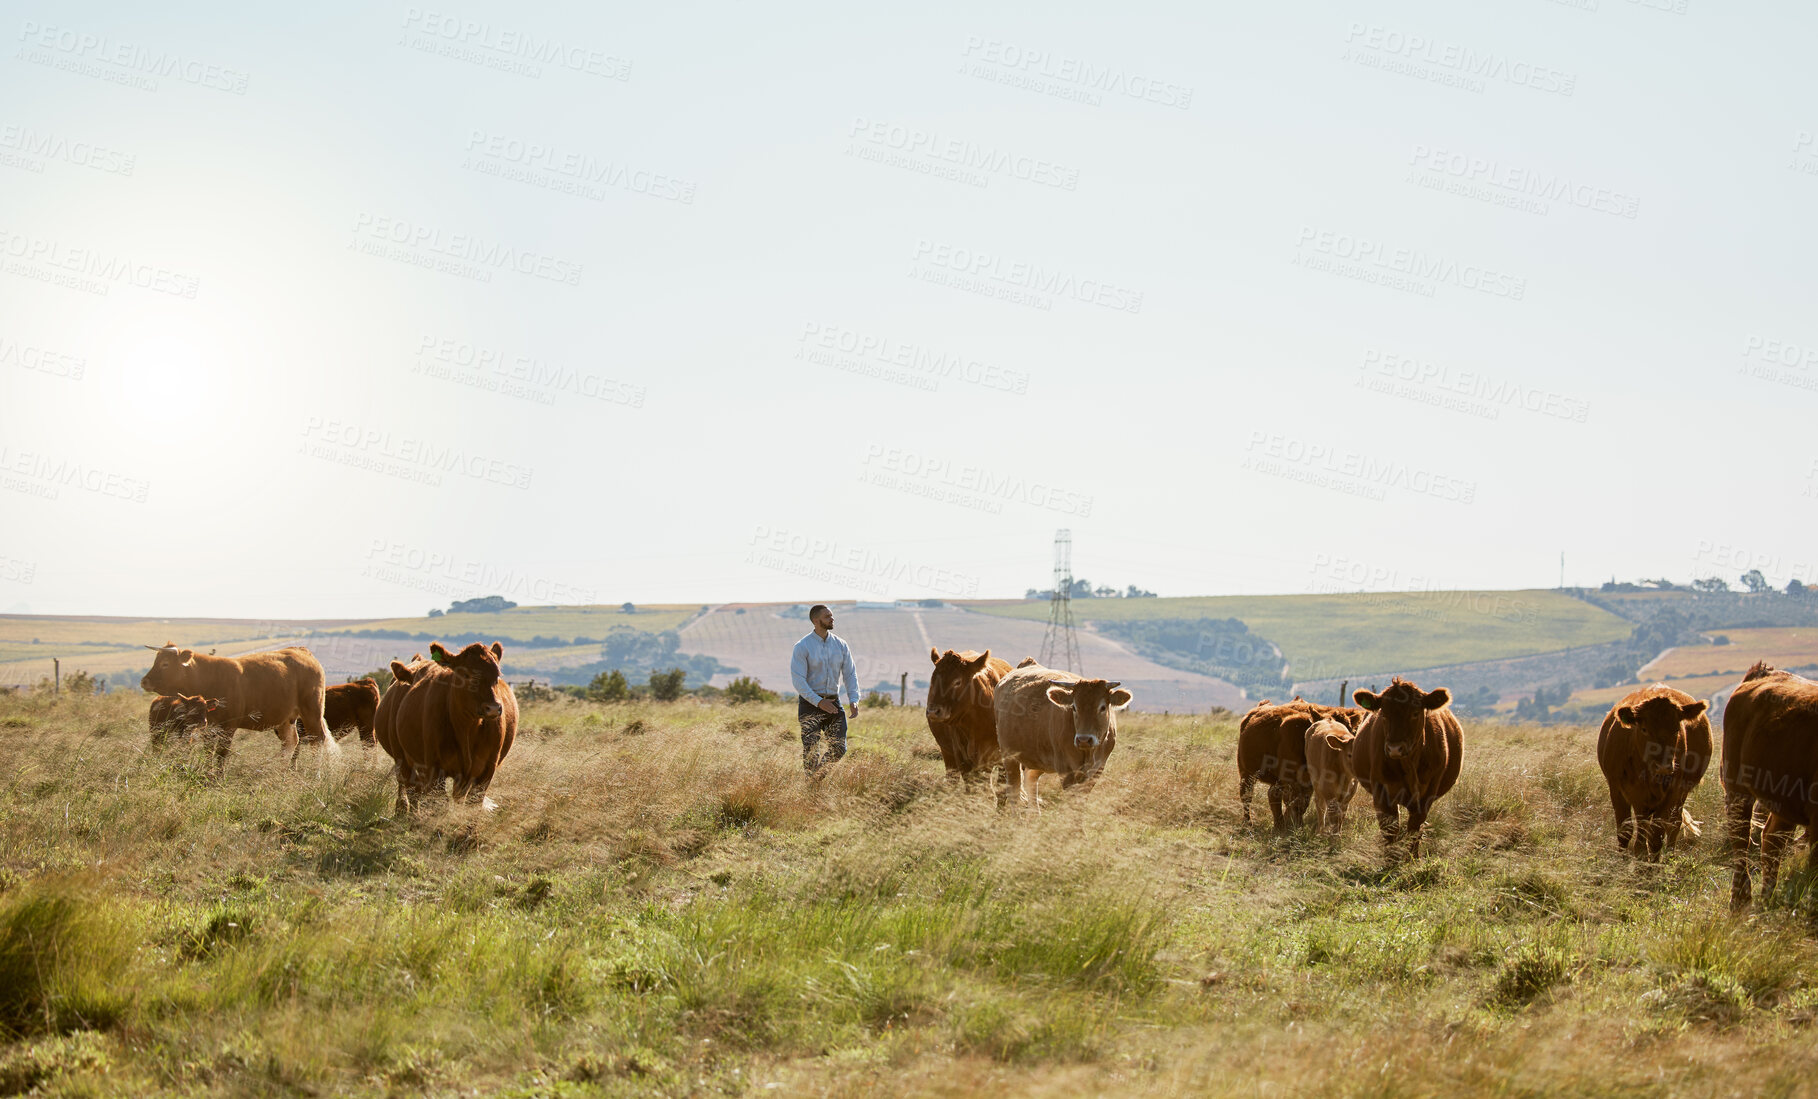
[1642,628,1818,680]
[3,691,1817,1096]
[322,604,703,641]
[968,592,1634,678]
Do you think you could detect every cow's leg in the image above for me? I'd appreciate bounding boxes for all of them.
[1019,767,1043,811]
[1290,782,1312,831]
[1267,783,1287,833]
[1728,791,1757,910]
[1762,814,1795,902]
[1610,786,1634,851]
[209,725,235,775]
[1374,788,1404,851]
[297,688,339,756]
[1239,773,1255,825]
[1641,812,1666,862]
[271,722,302,768]
[1405,796,1432,859]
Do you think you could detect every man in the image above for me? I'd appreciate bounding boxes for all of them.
[789,603,860,776]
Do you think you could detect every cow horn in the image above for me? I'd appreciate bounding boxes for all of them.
[143,644,165,650]
[1106,681,1121,689]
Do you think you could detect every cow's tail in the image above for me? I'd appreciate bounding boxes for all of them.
[1680,805,1702,840]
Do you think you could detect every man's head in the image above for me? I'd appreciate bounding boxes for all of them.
[810,604,833,631]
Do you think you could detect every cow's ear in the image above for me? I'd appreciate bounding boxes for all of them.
[390,661,414,684]
[489,641,504,661]
[429,643,451,665]
[1108,687,1133,708]
[1422,688,1450,711]
[1354,690,1379,711]
[964,650,990,674]
[1046,685,1075,708]
[179,649,196,666]
[1616,706,1636,725]
[930,647,941,665]
[1681,700,1708,721]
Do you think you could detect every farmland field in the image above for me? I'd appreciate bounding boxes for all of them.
[967,592,1634,679]
[3,690,1816,1096]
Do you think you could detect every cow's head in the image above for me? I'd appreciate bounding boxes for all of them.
[141,641,196,693]
[1354,678,1449,760]
[1614,695,1707,783]
[926,647,991,723]
[1046,678,1133,751]
[430,641,506,718]
[1307,716,1355,754]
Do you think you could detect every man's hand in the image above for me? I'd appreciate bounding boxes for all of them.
[817,699,839,714]
[846,703,858,719]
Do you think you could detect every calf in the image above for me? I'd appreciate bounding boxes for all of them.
[294,678,383,745]
[1596,684,1710,861]
[993,662,1132,810]
[925,647,1013,780]
[1351,678,1463,857]
[1237,700,1319,831]
[1722,662,1818,908]
[148,693,227,745]
[1304,716,1359,834]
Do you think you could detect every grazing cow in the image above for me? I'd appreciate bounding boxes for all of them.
[140,643,337,770]
[293,678,382,745]
[993,662,1132,809]
[1305,716,1360,834]
[1237,699,1365,830]
[148,693,226,745]
[925,648,1013,780]
[377,642,518,812]
[1596,685,1710,861]
[1721,662,1818,908]
[1351,678,1463,857]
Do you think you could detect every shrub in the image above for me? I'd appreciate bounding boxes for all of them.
[649,668,687,702]
[588,669,631,703]
[862,690,894,709]
[725,677,778,705]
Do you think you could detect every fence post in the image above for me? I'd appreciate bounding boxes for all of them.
[900,672,907,708]
[53,658,60,696]
[1338,679,1347,707]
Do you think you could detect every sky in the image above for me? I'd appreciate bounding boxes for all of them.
[2,0,1816,619]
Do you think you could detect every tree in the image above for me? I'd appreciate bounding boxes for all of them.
[725,676,777,704]
[1741,569,1770,594]
[428,608,443,617]
[358,666,397,693]
[1692,576,1730,593]
[1126,585,1156,598]
[588,669,631,702]
[649,667,687,702]
[621,601,636,614]
[449,595,517,614]
[1790,579,1807,597]
[862,690,894,709]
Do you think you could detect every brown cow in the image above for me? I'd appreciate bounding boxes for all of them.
[1305,715,1359,834]
[993,662,1131,809]
[1237,699,1365,830]
[377,642,517,812]
[148,693,226,746]
[1722,662,1818,908]
[1597,684,1710,861]
[293,678,383,745]
[140,643,337,770]
[1352,678,1463,857]
[925,647,1013,780]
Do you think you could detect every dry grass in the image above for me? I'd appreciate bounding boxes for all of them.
[1,690,1816,1096]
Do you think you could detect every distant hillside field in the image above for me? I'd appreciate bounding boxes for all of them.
[323,604,701,640]
[966,591,1634,679]
[1639,627,1818,680]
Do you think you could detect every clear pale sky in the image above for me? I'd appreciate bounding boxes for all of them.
[2,1,1813,618]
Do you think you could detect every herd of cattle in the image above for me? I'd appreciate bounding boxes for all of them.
[134,639,1817,909]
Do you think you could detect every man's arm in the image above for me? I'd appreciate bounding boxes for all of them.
[841,639,860,708]
[789,639,815,700]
